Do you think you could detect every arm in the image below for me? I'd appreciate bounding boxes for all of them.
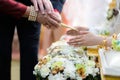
[0,0,30,19]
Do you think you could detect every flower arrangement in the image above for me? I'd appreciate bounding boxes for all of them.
[33,40,100,80]
[97,0,119,36]
[106,0,119,21]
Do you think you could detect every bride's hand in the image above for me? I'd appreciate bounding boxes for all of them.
[67,31,103,47]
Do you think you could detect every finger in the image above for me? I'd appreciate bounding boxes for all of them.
[48,1,54,12]
[68,42,82,47]
[66,30,80,36]
[43,20,56,29]
[69,38,84,42]
[76,26,89,31]
[32,0,39,11]
[48,12,61,23]
[43,0,54,13]
[47,17,60,28]
[37,0,45,14]
[79,31,89,35]
[68,35,83,41]
[44,25,51,29]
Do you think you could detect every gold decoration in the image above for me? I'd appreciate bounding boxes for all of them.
[51,66,65,75]
[87,48,99,56]
[112,33,117,39]
[109,0,116,9]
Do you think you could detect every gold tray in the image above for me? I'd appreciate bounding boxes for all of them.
[101,72,120,80]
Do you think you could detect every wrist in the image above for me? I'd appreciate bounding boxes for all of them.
[22,6,31,18]
[97,35,112,49]
[96,35,104,45]
[28,6,38,21]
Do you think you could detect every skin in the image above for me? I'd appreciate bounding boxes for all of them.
[66,27,112,47]
[31,0,54,14]
[23,6,61,29]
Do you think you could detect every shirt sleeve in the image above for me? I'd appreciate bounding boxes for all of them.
[50,0,66,13]
[0,0,27,19]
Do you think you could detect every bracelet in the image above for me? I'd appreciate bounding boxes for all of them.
[28,6,38,21]
[102,37,108,50]
[112,33,120,51]
[98,35,108,50]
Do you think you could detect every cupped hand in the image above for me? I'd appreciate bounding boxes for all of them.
[67,31,103,47]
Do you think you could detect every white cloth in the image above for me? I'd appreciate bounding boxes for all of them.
[99,49,120,76]
[62,0,109,27]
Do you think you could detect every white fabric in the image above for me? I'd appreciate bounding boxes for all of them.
[63,0,120,34]
[62,0,109,27]
[99,49,120,76]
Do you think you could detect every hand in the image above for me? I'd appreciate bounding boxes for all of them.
[36,11,61,29]
[31,0,54,14]
[67,31,103,47]
[66,26,89,36]
[47,11,62,29]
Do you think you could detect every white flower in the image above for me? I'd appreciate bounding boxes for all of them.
[76,74,82,80]
[86,60,96,67]
[40,65,50,78]
[48,73,66,80]
[63,60,76,79]
[33,40,99,80]
[85,66,94,75]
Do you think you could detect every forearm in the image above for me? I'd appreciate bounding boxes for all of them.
[0,0,27,19]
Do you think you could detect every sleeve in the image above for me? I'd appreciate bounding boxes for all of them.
[50,0,66,13]
[0,0,27,19]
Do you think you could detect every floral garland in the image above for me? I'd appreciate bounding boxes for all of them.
[33,40,100,80]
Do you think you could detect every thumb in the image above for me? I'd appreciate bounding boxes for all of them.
[32,0,39,11]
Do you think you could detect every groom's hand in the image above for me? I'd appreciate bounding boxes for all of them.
[31,0,54,14]
[36,11,61,29]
